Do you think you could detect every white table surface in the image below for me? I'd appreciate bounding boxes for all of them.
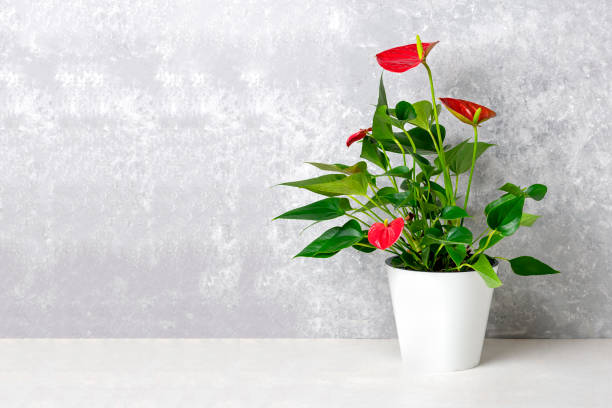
[0,338,610,407]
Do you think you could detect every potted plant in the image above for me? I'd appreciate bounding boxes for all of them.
[274,36,559,372]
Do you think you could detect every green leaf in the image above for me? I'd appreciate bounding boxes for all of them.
[484,193,514,216]
[381,166,412,178]
[377,74,387,107]
[472,255,503,288]
[280,172,369,197]
[520,213,540,227]
[440,205,470,220]
[478,231,504,250]
[371,105,394,141]
[395,101,417,121]
[360,136,388,170]
[274,197,352,221]
[445,226,473,244]
[427,226,473,245]
[306,161,367,175]
[295,226,341,257]
[509,256,560,276]
[295,220,363,258]
[446,245,467,267]
[443,140,495,174]
[499,182,523,196]
[381,125,445,155]
[486,196,525,236]
[406,100,433,130]
[526,184,547,201]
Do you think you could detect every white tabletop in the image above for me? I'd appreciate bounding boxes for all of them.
[0,338,609,407]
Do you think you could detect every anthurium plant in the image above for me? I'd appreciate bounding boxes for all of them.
[275,36,559,287]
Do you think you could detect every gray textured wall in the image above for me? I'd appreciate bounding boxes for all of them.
[0,0,610,338]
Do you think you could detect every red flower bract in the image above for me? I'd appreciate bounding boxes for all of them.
[368,218,405,250]
[439,97,496,125]
[346,127,372,147]
[376,41,439,73]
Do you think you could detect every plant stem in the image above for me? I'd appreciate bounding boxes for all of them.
[345,213,369,227]
[423,62,454,206]
[348,196,384,223]
[464,124,479,210]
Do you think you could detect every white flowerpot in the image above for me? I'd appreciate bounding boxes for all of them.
[386,259,496,372]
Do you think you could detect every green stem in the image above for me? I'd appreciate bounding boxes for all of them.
[345,213,369,227]
[464,124,479,210]
[423,62,454,206]
[348,196,384,223]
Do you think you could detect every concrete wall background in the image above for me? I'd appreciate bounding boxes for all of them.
[0,0,610,337]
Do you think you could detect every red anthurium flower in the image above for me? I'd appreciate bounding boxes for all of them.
[368,218,405,250]
[346,127,372,147]
[376,41,439,73]
[439,98,496,125]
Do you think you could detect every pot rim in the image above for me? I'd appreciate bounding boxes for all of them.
[385,256,498,273]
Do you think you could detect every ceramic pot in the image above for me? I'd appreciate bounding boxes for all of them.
[386,258,496,372]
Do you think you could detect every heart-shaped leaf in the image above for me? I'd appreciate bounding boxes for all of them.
[525,184,547,201]
[406,100,433,130]
[446,245,467,266]
[486,195,525,236]
[395,101,417,121]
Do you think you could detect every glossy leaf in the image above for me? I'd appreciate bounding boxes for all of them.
[295,220,363,258]
[509,256,560,276]
[371,105,394,141]
[440,205,470,220]
[484,193,514,216]
[360,136,388,170]
[428,226,472,245]
[395,101,417,121]
[446,245,467,267]
[445,226,473,244]
[486,195,525,236]
[406,100,433,130]
[274,197,352,221]
[472,255,503,288]
[443,140,495,174]
[280,172,368,197]
[520,213,540,227]
[526,184,547,201]
[381,125,445,155]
